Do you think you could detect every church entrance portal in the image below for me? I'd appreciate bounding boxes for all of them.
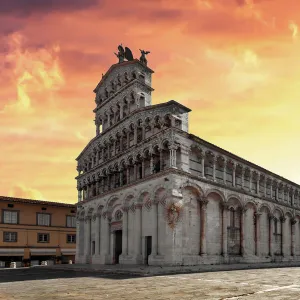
[114,230,122,264]
[145,236,152,265]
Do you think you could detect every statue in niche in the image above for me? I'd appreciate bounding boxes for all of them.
[114,44,125,63]
[139,49,150,66]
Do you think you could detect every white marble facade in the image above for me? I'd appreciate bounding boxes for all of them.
[75,51,300,266]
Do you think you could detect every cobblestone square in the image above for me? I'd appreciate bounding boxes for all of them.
[1,267,300,300]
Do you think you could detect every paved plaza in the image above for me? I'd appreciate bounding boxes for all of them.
[1,267,300,299]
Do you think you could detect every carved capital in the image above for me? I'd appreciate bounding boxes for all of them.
[200,198,209,209]
[268,214,275,221]
[291,218,297,225]
[221,203,229,211]
[254,212,262,219]
[240,207,248,214]
[280,216,286,223]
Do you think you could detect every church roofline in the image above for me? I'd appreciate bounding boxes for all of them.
[75,100,191,161]
[93,59,154,94]
[189,133,300,188]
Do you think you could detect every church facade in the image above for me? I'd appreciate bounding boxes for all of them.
[75,46,300,266]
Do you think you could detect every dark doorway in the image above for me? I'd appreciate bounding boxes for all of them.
[145,236,152,265]
[114,230,122,264]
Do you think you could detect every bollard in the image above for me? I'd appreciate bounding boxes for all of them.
[68,260,73,264]
[10,262,16,269]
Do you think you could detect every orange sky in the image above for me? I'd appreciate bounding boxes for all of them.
[0,0,300,204]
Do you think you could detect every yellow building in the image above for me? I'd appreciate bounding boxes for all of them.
[0,196,76,267]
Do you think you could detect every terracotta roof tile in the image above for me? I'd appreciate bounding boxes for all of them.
[0,196,76,208]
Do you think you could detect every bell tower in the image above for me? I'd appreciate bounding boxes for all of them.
[93,45,154,136]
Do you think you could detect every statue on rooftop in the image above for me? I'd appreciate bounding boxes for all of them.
[139,49,150,66]
[114,44,125,63]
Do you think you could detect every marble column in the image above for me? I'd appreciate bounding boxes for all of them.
[232,164,236,187]
[141,160,145,178]
[201,155,205,178]
[255,213,261,256]
[256,174,260,195]
[249,170,252,192]
[96,181,100,196]
[104,214,111,257]
[280,217,286,256]
[133,126,137,145]
[159,149,163,171]
[127,131,130,148]
[264,178,267,197]
[269,215,274,257]
[152,201,158,256]
[223,160,227,185]
[291,219,297,257]
[95,213,101,256]
[120,137,123,152]
[212,158,216,182]
[75,218,81,261]
[240,208,246,256]
[222,203,228,257]
[122,207,129,256]
[120,170,123,187]
[126,168,130,184]
[133,163,137,180]
[77,189,82,202]
[241,168,245,189]
[200,199,208,256]
[135,204,143,258]
[270,181,273,199]
[84,217,91,259]
[150,153,154,175]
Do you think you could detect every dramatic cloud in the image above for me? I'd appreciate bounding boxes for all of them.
[1,0,300,203]
[0,0,98,17]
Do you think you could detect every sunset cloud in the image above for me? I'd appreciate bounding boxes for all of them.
[0,0,300,203]
[9,184,45,201]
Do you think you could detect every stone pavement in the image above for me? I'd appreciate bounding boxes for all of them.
[1,266,300,299]
[39,261,300,276]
